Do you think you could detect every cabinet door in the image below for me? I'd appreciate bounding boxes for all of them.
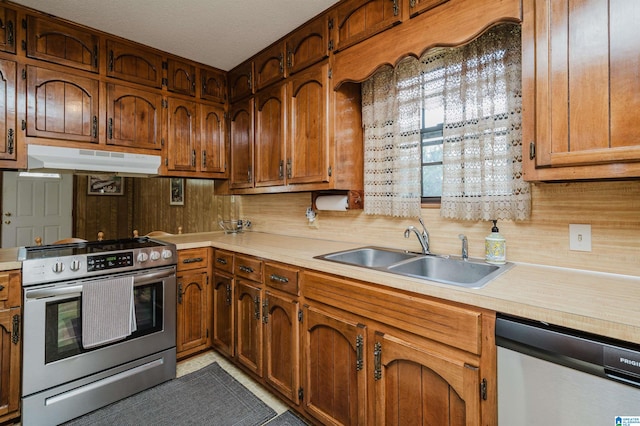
[201,67,227,103]
[229,98,255,189]
[167,97,197,172]
[106,39,163,88]
[303,305,367,425]
[0,6,16,54]
[199,103,227,174]
[26,15,98,72]
[372,331,481,426]
[167,58,196,96]
[263,291,299,404]
[0,308,20,421]
[255,83,286,187]
[106,83,162,150]
[254,43,285,91]
[0,59,16,162]
[212,272,234,358]
[333,0,402,53]
[235,280,262,376]
[408,0,449,18]
[26,65,99,143]
[176,270,209,356]
[228,61,253,102]
[528,0,640,171]
[286,14,329,75]
[287,63,329,184]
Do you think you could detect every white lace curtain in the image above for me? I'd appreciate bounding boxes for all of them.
[361,24,530,220]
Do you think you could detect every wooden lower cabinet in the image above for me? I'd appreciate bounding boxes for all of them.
[372,330,481,425]
[0,270,21,424]
[212,271,234,358]
[303,304,367,425]
[176,248,211,359]
[236,280,262,375]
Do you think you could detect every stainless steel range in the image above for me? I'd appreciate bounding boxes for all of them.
[19,237,178,426]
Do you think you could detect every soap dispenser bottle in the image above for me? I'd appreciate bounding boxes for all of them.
[485,220,506,264]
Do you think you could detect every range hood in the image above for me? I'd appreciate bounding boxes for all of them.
[27,144,161,177]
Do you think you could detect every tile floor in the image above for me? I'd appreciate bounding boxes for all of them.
[177,350,290,417]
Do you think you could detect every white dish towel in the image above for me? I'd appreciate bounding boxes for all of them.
[82,276,137,349]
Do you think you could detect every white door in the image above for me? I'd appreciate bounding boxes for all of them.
[2,171,73,248]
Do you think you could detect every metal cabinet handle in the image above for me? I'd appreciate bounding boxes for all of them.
[7,129,13,154]
[269,273,288,284]
[12,314,19,344]
[177,283,183,304]
[239,265,254,274]
[225,284,232,306]
[356,335,364,371]
[262,298,269,324]
[373,342,382,380]
[253,295,260,320]
[215,257,227,265]
[182,257,203,264]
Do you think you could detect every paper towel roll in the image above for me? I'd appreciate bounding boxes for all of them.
[315,195,349,211]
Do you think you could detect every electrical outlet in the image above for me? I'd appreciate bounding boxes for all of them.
[569,224,591,252]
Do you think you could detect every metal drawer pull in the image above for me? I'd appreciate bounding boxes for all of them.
[0,284,4,292]
[182,257,203,264]
[216,257,228,265]
[253,296,260,320]
[269,274,289,284]
[356,335,363,371]
[239,265,254,274]
[373,342,382,380]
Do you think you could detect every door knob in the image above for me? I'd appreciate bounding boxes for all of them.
[4,220,10,224]
[4,212,11,217]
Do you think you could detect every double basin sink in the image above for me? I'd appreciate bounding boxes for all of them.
[315,246,513,289]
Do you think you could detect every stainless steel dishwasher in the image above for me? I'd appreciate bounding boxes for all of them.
[496,314,640,425]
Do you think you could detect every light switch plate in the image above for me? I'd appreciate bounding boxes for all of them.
[569,224,592,252]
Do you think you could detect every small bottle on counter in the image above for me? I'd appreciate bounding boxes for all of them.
[485,220,506,264]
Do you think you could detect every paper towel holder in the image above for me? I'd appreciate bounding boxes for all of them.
[312,190,363,210]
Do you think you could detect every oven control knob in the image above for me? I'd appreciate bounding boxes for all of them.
[149,250,161,261]
[137,252,149,263]
[161,249,173,260]
[70,259,82,271]
[52,262,65,273]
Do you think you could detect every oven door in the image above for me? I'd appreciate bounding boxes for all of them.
[22,265,176,397]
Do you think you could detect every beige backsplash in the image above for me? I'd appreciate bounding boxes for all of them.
[227,180,640,277]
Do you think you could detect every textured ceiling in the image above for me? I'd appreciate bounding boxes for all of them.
[12,0,340,71]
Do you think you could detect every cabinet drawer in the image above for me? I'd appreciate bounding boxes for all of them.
[235,254,263,282]
[178,248,209,271]
[0,270,20,308]
[213,249,234,273]
[265,262,299,295]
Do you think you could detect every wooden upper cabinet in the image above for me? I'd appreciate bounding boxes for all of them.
[106,39,163,88]
[285,13,329,75]
[106,83,162,150]
[26,65,99,143]
[199,103,227,174]
[254,43,285,91]
[0,60,16,163]
[408,0,450,18]
[200,67,226,103]
[333,0,402,53]
[228,61,253,102]
[26,15,98,73]
[524,0,640,180]
[166,58,196,96]
[0,6,16,54]
[166,97,197,172]
[255,83,286,187]
[287,62,329,184]
[229,97,254,189]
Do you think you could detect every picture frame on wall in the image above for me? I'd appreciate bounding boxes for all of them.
[170,178,184,205]
[87,175,124,195]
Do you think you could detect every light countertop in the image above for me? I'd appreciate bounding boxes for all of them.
[160,231,640,345]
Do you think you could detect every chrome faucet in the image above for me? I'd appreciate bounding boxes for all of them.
[404,217,430,254]
[458,234,468,260]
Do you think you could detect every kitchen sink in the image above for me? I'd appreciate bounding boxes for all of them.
[317,246,419,268]
[315,246,513,289]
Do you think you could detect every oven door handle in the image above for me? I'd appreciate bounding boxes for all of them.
[25,267,175,300]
